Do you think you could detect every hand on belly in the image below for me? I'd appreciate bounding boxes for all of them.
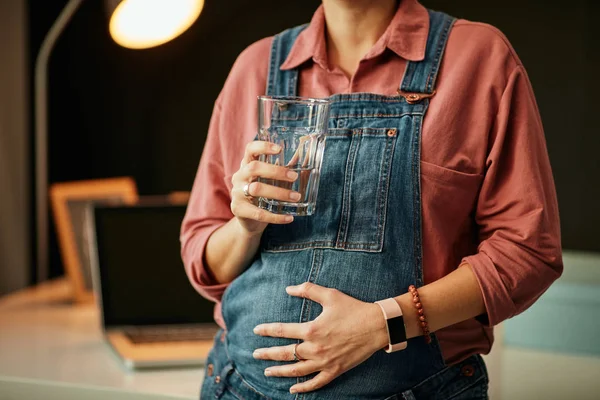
[252,282,389,394]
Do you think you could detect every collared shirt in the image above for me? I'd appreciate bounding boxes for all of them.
[180,0,562,364]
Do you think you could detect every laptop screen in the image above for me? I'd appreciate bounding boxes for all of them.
[93,203,216,327]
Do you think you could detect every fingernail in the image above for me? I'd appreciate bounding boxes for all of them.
[253,350,262,358]
[271,144,281,152]
[287,171,298,180]
[290,388,297,394]
[264,369,272,377]
[284,216,294,222]
[289,192,301,201]
[253,326,260,334]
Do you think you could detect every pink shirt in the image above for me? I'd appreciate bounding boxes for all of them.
[180,0,563,364]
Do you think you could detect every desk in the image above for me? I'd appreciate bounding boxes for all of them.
[0,279,202,400]
[2,280,600,400]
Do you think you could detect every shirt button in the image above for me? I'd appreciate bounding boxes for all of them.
[215,375,221,383]
[461,364,475,377]
[207,364,214,377]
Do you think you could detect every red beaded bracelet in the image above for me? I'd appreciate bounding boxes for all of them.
[408,285,432,344]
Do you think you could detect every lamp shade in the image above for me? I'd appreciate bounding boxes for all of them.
[105,0,203,49]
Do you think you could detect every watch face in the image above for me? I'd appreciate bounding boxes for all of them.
[388,315,407,344]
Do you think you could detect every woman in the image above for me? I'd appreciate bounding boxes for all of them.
[181,0,562,398]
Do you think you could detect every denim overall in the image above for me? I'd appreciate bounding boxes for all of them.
[201,10,489,400]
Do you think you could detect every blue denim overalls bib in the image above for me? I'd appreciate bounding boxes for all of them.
[201,10,489,400]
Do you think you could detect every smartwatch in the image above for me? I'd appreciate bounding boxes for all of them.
[375,298,407,352]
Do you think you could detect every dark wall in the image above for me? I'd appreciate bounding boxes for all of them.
[28,0,599,278]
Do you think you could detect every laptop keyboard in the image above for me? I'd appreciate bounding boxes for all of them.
[123,326,219,344]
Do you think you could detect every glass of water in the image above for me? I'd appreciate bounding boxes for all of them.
[257,95,330,216]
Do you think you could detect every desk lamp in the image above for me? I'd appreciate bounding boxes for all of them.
[35,0,204,281]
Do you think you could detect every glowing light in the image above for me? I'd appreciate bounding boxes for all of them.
[109,0,203,49]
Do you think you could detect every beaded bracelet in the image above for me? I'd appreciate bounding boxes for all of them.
[408,284,432,344]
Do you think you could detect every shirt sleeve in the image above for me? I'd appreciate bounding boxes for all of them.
[180,98,232,303]
[179,37,272,304]
[463,64,563,327]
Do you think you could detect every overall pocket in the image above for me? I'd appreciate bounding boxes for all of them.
[263,126,399,253]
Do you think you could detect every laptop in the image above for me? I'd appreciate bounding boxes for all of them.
[88,202,220,369]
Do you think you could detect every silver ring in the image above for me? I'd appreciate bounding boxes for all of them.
[293,343,302,361]
[242,183,252,198]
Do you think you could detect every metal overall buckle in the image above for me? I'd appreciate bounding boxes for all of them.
[397,90,437,104]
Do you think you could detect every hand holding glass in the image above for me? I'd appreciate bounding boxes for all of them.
[256,96,330,216]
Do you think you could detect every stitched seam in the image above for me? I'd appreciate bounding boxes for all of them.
[223,339,271,400]
[332,112,423,118]
[325,132,404,138]
[374,139,388,249]
[376,133,397,249]
[266,35,278,96]
[411,116,418,284]
[425,15,455,93]
[335,130,357,245]
[274,28,285,95]
[269,240,378,246]
[304,250,323,323]
[273,33,283,95]
[272,111,422,122]
[328,127,400,132]
[424,15,445,92]
[328,95,425,103]
[402,12,455,94]
[279,242,380,246]
[265,242,383,253]
[223,340,272,399]
[398,49,412,92]
[230,370,272,399]
[288,70,298,96]
[327,127,406,136]
[423,11,442,94]
[300,250,322,324]
[270,111,420,121]
[400,56,417,92]
[340,132,360,245]
[296,250,318,390]
[342,132,361,245]
[296,251,323,394]
[411,116,424,287]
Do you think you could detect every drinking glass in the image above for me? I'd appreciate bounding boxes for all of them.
[257,96,330,216]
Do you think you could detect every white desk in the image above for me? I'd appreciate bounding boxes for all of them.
[2,279,599,400]
[0,279,203,400]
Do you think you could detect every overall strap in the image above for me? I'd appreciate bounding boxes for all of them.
[266,24,308,97]
[400,10,456,95]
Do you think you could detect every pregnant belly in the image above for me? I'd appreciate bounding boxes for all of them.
[221,251,312,396]
[220,249,443,399]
